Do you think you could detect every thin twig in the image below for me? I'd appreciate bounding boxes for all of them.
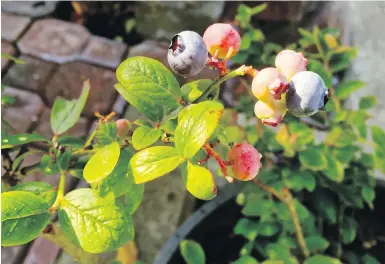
[252,179,310,257]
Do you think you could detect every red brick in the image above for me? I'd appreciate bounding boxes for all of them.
[44,62,118,117]
[1,87,44,133]
[18,19,90,64]
[3,55,56,93]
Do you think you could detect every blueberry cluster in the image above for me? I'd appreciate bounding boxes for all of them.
[167,24,329,127]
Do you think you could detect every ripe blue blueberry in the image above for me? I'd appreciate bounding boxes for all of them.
[167,31,208,77]
[286,71,329,117]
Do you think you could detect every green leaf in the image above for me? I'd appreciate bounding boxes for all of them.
[234,218,259,240]
[1,95,16,106]
[83,142,121,185]
[258,222,279,237]
[362,254,381,264]
[58,188,133,253]
[305,235,329,253]
[298,28,314,41]
[242,197,275,220]
[312,190,337,224]
[1,133,49,149]
[374,146,385,174]
[250,3,268,15]
[288,122,314,147]
[130,146,183,184]
[40,154,60,175]
[361,186,375,208]
[261,261,284,264]
[335,80,366,99]
[282,169,316,192]
[325,127,357,147]
[232,255,259,264]
[175,101,224,159]
[184,162,217,200]
[329,47,358,73]
[359,96,377,109]
[132,126,162,150]
[323,155,344,182]
[97,148,134,198]
[180,240,205,264]
[304,255,342,264]
[299,147,328,171]
[116,56,181,122]
[96,122,118,146]
[307,59,332,88]
[159,119,177,134]
[9,182,57,206]
[371,126,385,146]
[181,79,213,103]
[361,153,375,169]
[57,149,72,171]
[57,136,85,149]
[1,191,50,246]
[2,181,7,193]
[341,217,358,244]
[51,80,90,135]
[332,145,359,164]
[125,181,145,215]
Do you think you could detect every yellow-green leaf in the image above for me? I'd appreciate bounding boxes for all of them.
[185,162,217,200]
[83,142,120,185]
[130,146,183,184]
[175,101,224,159]
[323,155,344,182]
[132,126,162,150]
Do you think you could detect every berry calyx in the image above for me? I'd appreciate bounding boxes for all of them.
[116,119,132,138]
[203,23,241,60]
[227,143,262,181]
[167,31,208,77]
[275,50,308,81]
[254,100,287,127]
[252,67,289,102]
[286,71,329,117]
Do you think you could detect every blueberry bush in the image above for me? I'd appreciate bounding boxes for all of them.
[1,3,384,264]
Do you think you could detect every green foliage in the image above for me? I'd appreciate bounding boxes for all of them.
[132,125,162,150]
[174,101,223,159]
[1,191,51,246]
[1,4,383,263]
[58,189,133,253]
[50,81,90,136]
[9,182,57,206]
[184,162,217,200]
[115,56,181,122]
[1,133,49,149]
[180,240,206,264]
[130,146,183,184]
[83,142,121,185]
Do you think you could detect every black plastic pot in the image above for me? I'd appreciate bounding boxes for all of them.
[153,182,247,264]
[154,180,385,264]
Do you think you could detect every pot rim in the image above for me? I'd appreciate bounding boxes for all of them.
[153,182,245,264]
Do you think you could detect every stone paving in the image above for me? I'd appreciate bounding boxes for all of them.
[3,2,385,263]
[0,8,192,264]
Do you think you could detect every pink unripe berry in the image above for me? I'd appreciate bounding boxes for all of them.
[116,119,132,138]
[203,23,241,59]
[275,50,308,81]
[252,67,288,101]
[228,143,262,181]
